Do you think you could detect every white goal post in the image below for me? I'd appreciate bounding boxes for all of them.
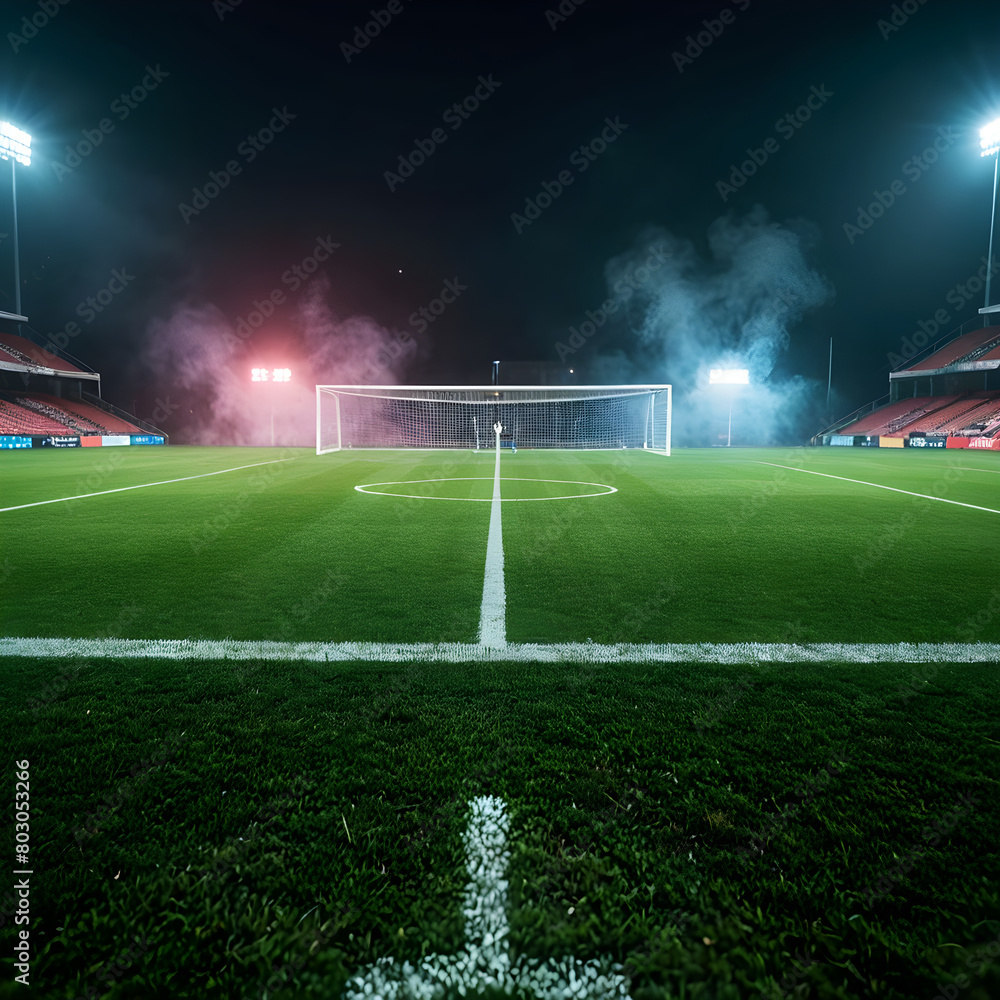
[315,385,671,456]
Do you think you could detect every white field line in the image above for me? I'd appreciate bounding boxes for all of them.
[478,430,507,647]
[343,795,632,999]
[355,477,617,502]
[3,637,998,663]
[755,462,1000,515]
[0,457,299,513]
[951,466,1000,475]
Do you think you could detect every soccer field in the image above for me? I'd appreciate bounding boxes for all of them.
[3,445,999,999]
[3,444,1000,648]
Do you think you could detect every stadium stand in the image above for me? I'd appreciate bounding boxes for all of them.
[4,394,142,435]
[836,397,943,436]
[0,397,72,435]
[33,394,141,434]
[906,328,1000,371]
[957,397,1000,436]
[0,321,167,446]
[903,396,996,435]
[818,320,1000,448]
[0,331,84,373]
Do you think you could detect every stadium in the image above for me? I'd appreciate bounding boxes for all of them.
[4,5,1000,1000]
[818,323,1000,449]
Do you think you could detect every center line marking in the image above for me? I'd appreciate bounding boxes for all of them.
[478,423,507,647]
[754,462,1000,515]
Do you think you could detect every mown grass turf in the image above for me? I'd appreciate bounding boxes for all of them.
[2,445,999,645]
[2,444,999,999]
[2,652,998,999]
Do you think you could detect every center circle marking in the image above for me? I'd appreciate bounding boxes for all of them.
[354,477,618,501]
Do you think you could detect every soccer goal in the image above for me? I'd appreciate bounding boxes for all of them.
[315,385,671,455]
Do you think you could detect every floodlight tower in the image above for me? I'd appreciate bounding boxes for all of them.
[252,367,291,445]
[0,122,32,321]
[979,117,1000,321]
[709,368,749,446]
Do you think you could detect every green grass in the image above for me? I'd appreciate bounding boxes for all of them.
[3,654,998,998]
[2,444,999,998]
[2,445,1000,644]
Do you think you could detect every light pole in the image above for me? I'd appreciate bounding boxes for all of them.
[709,368,749,447]
[0,122,31,320]
[979,117,1000,322]
[252,367,291,445]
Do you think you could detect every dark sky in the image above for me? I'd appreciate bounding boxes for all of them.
[2,0,999,439]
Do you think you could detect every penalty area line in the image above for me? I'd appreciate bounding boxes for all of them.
[755,462,1000,515]
[0,457,300,513]
[3,638,999,663]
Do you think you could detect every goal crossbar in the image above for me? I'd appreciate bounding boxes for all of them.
[316,384,671,456]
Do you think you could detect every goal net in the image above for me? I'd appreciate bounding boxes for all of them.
[316,385,671,455]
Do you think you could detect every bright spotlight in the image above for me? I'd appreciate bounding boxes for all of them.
[272,368,291,382]
[981,117,1000,157]
[709,368,749,385]
[0,122,31,166]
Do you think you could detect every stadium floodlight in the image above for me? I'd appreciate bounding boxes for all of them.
[980,118,1000,316]
[315,385,671,456]
[709,369,749,447]
[981,117,1000,158]
[251,367,291,445]
[0,121,31,167]
[0,122,31,320]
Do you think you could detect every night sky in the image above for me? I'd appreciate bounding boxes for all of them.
[2,0,999,443]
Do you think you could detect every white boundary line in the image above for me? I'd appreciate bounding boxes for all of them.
[755,462,1000,515]
[355,477,617,502]
[478,429,507,646]
[951,466,1000,475]
[3,637,998,663]
[343,795,632,999]
[0,457,299,513]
